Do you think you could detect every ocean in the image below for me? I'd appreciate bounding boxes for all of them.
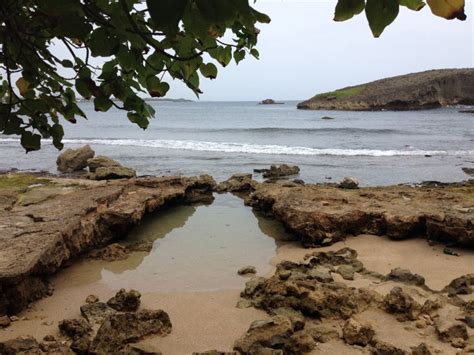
[0,101,473,185]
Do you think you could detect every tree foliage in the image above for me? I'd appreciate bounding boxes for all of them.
[0,0,467,151]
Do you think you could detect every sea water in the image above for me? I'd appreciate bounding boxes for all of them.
[0,101,472,185]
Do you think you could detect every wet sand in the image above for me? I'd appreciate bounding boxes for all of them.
[1,195,473,353]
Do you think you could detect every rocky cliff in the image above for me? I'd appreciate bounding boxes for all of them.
[297,69,474,111]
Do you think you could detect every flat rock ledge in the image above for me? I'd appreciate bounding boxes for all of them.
[244,180,474,248]
[0,174,216,316]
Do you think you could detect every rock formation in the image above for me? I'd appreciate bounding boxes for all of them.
[297,69,474,111]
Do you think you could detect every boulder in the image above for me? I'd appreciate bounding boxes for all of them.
[56,145,95,173]
[434,318,468,346]
[336,265,355,280]
[90,166,136,180]
[70,335,92,354]
[0,336,40,354]
[217,174,256,193]
[87,155,122,172]
[262,165,300,178]
[90,309,172,354]
[338,177,359,189]
[233,316,293,353]
[410,343,433,355]
[306,325,339,343]
[0,315,11,328]
[85,294,99,304]
[383,287,420,321]
[238,265,257,276]
[107,289,142,312]
[387,268,425,286]
[58,318,92,340]
[442,274,474,296]
[80,302,117,325]
[342,318,375,346]
[371,340,408,354]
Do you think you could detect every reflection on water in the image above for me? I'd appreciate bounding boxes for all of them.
[71,193,291,292]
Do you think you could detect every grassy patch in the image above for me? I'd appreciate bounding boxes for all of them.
[0,173,52,190]
[313,85,365,100]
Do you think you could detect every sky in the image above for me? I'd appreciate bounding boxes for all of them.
[167,0,474,101]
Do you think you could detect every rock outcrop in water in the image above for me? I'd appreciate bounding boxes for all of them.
[244,179,474,248]
[0,173,215,316]
[297,69,474,111]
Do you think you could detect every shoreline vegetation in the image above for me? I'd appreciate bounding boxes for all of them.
[0,148,473,353]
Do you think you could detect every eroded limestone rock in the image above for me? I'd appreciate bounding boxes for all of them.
[342,318,375,346]
[107,289,141,312]
[57,145,95,173]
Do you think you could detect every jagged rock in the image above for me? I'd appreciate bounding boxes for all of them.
[387,268,425,286]
[71,335,92,354]
[90,309,172,353]
[284,331,316,354]
[80,302,117,325]
[465,315,474,328]
[91,166,137,180]
[342,318,375,346]
[306,325,339,343]
[241,277,266,297]
[57,145,95,173]
[410,343,432,355]
[262,165,300,178]
[308,266,334,283]
[43,335,55,342]
[87,156,122,172]
[58,318,92,340]
[338,177,359,189]
[443,274,474,296]
[371,340,408,354]
[383,287,420,321]
[107,289,141,312]
[0,336,40,354]
[271,307,305,331]
[244,181,474,248]
[233,316,294,354]
[0,315,11,328]
[85,294,99,304]
[238,265,257,276]
[336,265,356,280]
[434,318,468,347]
[0,174,216,316]
[88,243,129,261]
[217,174,256,193]
[119,343,163,354]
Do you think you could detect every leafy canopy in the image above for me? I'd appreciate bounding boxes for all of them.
[0,0,466,151]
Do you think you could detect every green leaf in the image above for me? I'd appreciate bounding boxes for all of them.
[88,28,119,57]
[365,0,400,37]
[61,59,74,68]
[146,77,170,97]
[75,79,91,99]
[250,48,259,59]
[234,49,246,64]
[127,112,149,129]
[147,0,188,34]
[93,96,113,112]
[50,123,64,150]
[399,0,426,10]
[334,0,366,21]
[21,131,41,152]
[200,63,218,79]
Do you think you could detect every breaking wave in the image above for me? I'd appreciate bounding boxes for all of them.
[1,138,472,157]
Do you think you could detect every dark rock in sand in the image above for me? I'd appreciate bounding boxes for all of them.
[90,309,172,354]
[57,145,95,173]
[271,307,305,331]
[217,174,256,193]
[371,340,408,354]
[342,318,375,346]
[0,315,11,328]
[88,243,129,261]
[85,294,99,304]
[58,318,92,340]
[87,156,122,172]
[387,268,425,286]
[383,287,420,321]
[0,336,41,354]
[238,265,257,276]
[81,302,117,325]
[443,274,474,296]
[336,264,356,280]
[434,318,468,347]
[410,343,433,355]
[71,335,92,354]
[107,288,142,312]
[119,343,163,354]
[90,166,137,180]
[305,325,339,343]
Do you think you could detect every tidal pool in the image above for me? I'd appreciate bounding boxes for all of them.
[68,193,292,292]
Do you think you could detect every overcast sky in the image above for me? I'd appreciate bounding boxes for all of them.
[167,0,473,101]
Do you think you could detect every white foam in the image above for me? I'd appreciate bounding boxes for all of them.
[1,138,472,157]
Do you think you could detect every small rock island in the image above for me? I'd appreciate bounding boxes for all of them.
[297,69,474,111]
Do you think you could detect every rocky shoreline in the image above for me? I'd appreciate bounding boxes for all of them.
[0,163,473,353]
